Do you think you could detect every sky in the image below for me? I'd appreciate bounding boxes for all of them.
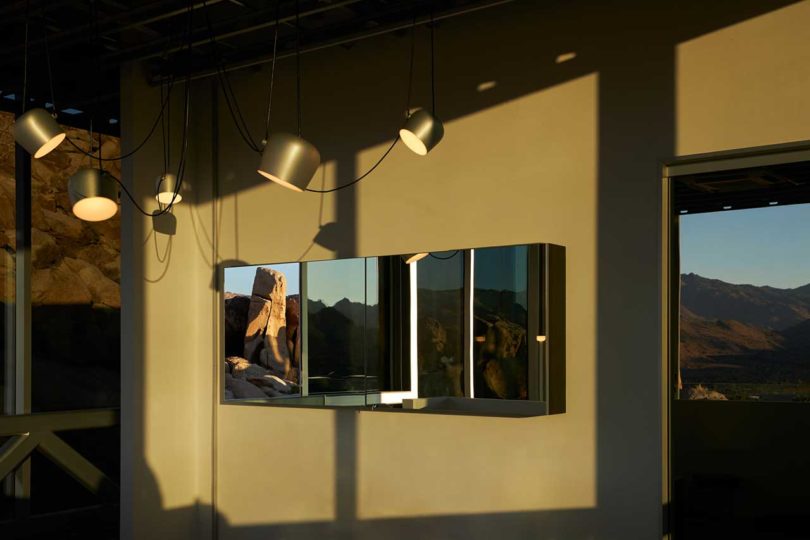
[225,263,300,297]
[680,203,810,289]
[224,247,533,305]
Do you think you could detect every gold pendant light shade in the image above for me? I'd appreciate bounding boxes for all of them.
[68,168,119,222]
[155,173,183,205]
[13,108,66,158]
[399,109,444,156]
[258,132,321,192]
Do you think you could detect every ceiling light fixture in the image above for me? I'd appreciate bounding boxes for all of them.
[68,168,119,222]
[156,173,183,205]
[400,7,444,155]
[257,0,320,191]
[13,10,65,158]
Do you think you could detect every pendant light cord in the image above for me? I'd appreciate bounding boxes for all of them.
[429,250,459,260]
[263,1,280,143]
[21,0,30,114]
[303,9,420,194]
[430,3,437,116]
[295,0,302,138]
[202,0,262,153]
[42,5,57,117]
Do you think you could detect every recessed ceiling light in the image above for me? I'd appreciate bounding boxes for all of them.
[769,201,778,206]
[723,205,732,210]
[556,52,577,63]
[61,107,84,115]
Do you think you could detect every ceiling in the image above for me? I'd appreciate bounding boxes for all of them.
[673,161,810,215]
[0,0,509,135]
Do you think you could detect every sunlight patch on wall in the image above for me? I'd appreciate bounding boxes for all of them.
[677,1,810,156]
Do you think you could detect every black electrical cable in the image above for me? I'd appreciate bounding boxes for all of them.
[21,0,29,114]
[429,250,459,260]
[201,0,261,153]
[295,0,302,138]
[303,9,420,194]
[66,75,177,161]
[263,1,280,143]
[41,7,57,116]
[430,2,436,116]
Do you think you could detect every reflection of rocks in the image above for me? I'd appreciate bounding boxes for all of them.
[225,294,250,357]
[225,356,298,399]
[286,295,301,367]
[243,267,292,379]
[224,268,307,398]
[475,316,528,399]
[225,374,267,399]
[418,316,463,397]
[687,384,728,401]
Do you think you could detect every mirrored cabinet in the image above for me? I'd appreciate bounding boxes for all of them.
[221,243,565,416]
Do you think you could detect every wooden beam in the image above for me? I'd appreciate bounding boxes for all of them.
[0,434,39,483]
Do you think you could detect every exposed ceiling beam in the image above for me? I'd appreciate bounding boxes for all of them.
[151,0,514,85]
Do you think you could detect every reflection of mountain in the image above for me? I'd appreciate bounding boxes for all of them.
[680,274,810,397]
[307,299,380,392]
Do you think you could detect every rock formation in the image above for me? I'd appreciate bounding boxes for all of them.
[224,266,302,400]
[243,267,291,378]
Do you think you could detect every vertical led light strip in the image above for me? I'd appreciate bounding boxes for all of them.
[463,249,475,398]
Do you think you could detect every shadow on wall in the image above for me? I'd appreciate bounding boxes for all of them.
[123,0,810,539]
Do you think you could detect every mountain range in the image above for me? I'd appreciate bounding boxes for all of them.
[680,274,810,395]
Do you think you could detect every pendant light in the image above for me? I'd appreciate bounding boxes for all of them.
[14,108,66,158]
[13,9,65,158]
[399,7,444,155]
[68,167,119,222]
[257,0,321,191]
[156,173,183,205]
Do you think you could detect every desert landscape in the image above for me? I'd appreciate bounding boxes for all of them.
[680,273,810,401]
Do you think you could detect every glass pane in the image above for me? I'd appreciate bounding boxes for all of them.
[679,204,810,401]
[223,263,302,400]
[365,257,381,391]
[0,111,15,414]
[30,128,121,411]
[417,251,464,397]
[307,258,374,395]
[473,246,529,399]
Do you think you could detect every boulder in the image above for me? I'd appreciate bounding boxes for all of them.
[225,377,267,399]
[65,257,120,308]
[260,324,291,378]
[286,294,301,366]
[252,266,287,300]
[224,294,250,357]
[687,385,728,401]
[228,356,272,380]
[32,228,61,269]
[248,373,294,394]
[243,267,291,376]
[32,262,93,306]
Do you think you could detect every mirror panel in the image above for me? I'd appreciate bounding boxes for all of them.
[222,243,565,415]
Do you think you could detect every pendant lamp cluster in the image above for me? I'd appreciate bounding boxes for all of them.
[12,1,188,223]
[257,2,444,193]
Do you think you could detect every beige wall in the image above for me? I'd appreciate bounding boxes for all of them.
[119,1,810,539]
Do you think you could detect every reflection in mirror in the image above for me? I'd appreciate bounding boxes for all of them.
[224,263,302,400]
[473,245,529,400]
[222,243,565,415]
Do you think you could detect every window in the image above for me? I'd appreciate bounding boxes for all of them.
[223,243,565,414]
[672,161,810,402]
